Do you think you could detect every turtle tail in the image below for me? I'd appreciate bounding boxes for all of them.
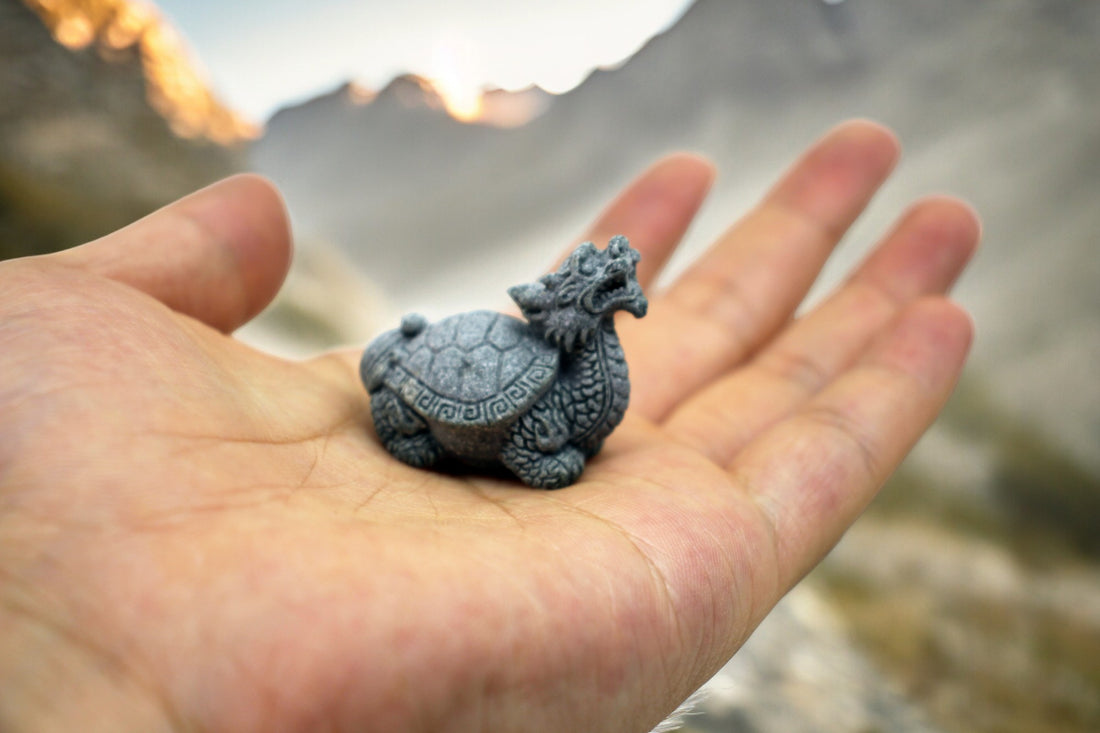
[400,313,427,336]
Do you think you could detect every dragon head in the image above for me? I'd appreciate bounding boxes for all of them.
[509,235,647,352]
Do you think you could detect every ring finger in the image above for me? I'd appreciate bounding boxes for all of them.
[662,196,980,466]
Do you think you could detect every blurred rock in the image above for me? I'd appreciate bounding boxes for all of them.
[899,370,1100,559]
[0,0,244,259]
[236,239,393,358]
[818,513,1100,733]
[663,585,946,733]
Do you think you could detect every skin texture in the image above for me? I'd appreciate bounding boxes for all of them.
[0,120,979,733]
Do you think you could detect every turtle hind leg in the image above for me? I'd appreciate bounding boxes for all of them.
[388,432,445,469]
[501,441,585,489]
[370,387,444,468]
[499,391,584,488]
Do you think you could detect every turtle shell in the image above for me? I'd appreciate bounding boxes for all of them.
[383,311,558,428]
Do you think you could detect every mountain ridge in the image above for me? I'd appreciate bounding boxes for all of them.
[0,0,243,257]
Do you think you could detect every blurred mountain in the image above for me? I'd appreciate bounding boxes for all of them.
[254,75,564,291]
[254,0,1099,314]
[0,0,248,259]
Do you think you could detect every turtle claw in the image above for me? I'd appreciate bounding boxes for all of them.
[370,387,444,468]
[386,433,445,469]
[501,443,584,490]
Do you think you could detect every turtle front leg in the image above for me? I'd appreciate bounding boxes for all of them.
[501,401,584,489]
[370,387,444,468]
[501,441,584,490]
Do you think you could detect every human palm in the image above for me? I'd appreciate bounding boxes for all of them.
[0,121,979,732]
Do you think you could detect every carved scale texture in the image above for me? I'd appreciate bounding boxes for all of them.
[381,311,557,428]
[562,319,630,454]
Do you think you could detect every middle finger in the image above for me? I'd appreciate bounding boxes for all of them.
[623,120,900,421]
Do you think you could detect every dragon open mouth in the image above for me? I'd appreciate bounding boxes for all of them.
[594,271,629,305]
[583,268,646,317]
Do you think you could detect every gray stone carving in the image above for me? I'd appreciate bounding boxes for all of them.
[360,236,647,488]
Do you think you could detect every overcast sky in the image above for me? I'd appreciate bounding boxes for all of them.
[151,0,693,122]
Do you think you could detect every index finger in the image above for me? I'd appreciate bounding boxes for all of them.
[560,153,716,288]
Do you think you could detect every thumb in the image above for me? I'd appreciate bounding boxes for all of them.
[52,174,292,333]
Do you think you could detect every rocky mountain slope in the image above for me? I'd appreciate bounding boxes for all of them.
[0,0,245,259]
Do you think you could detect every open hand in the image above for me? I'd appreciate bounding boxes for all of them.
[0,120,978,732]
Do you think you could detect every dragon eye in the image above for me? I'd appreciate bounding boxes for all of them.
[578,258,596,276]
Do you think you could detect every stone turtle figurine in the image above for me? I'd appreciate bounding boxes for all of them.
[360,235,647,488]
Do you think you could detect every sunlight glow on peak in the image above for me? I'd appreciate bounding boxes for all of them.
[428,38,486,123]
[23,0,258,144]
[431,77,485,123]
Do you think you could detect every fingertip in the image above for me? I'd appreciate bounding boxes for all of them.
[769,119,901,232]
[916,295,974,346]
[879,297,975,388]
[56,174,294,332]
[913,195,982,280]
[650,152,718,191]
[942,298,976,356]
[858,195,982,299]
[180,174,293,323]
[908,194,982,252]
[828,118,902,165]
[608,151,717,233]
[636,151,718,244]
[576,152,717,287]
